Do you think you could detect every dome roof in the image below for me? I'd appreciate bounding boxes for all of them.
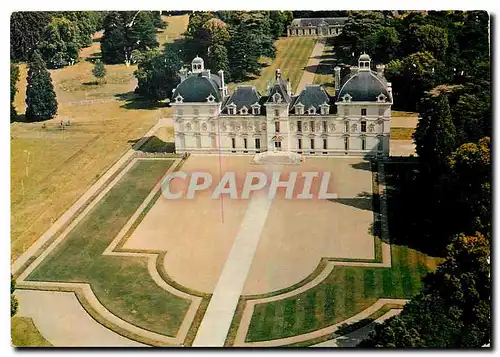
[359,53,371,61]
[172,73,221,103]
[337,71,391,102]
[192,56,204,64]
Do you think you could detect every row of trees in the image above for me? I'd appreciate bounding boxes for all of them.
[337,11,489,112]
[11,11,105,68]
[132,11,293,102]
[357,11,490,348]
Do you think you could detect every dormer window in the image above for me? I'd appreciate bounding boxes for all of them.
[227,103,236,115]
[320,103,330,115]
[295,103,304,115]
[342,93,352,103]
[273,92,282,103]
[240,106,248,115]
[377,93,387,102]
[361,108,367,116]
[251,104,261,115]
[206,94,215,103]
[308,107,316,115]
[174,94,184,103]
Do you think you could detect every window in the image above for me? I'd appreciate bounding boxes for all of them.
[296,106,304,115]
[323,138,327,150]
[243,138,248,153]
[196,135,201,149]
[255,138,261,152]
[310,139,315,150]
[361,121,367,133]
[344,136,349,151]
[308,107,316,115]
[361,108,367,116]
[274,141,282,150]
[345,121,349,133]
[275,121,280,133]
[231,137,236,153]
[322,121,327,133]
[298,138,302,150]
[227,105,236,115]
[240,107,248,115]
[321,106,329,115]
[361,137,366,151]
[275,109,280,117]
[310,121,315,132]
[297,120,302,132]
[252,106,260,115]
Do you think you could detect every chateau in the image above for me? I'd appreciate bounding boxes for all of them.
[170,54,392,157]
[287,17,348,37]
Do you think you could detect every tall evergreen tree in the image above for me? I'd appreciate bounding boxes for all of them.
[11,63,19,122]
[414,92,457,173]
[10,11,51,62]
[101,12,127,64]
[25,51,58,122]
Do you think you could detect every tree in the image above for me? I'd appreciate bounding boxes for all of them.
[127,11,159,54]
[25,51,58,122]
[360,233,490,347]
[11,63,19,122]
[11,275,18,317]
[133,49,182,101]
[337,11,387,57]
[268,11,293,39]
[447,138,491,237]
[414,92,457,173]
[206,44,231,80]
[414,24,449,60]
[364,26,401,64]
[101,12,127,64]
[92,60,107,83]
[38,17,80,69]
[10,12,51,61]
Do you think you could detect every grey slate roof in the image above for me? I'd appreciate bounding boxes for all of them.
[290,85,333,114]
[266,77,292,104]
[220,85,263,115]
[290,17,348,27]
[337,70,391,102]
[172,72,222,103]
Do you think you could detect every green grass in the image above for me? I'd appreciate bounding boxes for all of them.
[229,37,317,94]
[313,38,336,96]
[25,159,191,337]
[11,316,52,347]
[243,162,440,343]
[392,110,418,117]
[391,127,415,140]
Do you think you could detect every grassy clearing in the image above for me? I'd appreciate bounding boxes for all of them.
[11,15,188,262]
[229,37,317,94]
[26,159,191,337]
[392,110,418,117]
[157,14,189,49]
[391,127,415,140]
[243,162,441,343]
[11,316,52,347]
[313,38,336,96]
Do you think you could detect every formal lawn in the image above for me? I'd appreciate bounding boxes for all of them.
[242,162,441,343]
[391,127,415,140]
[313,37,336,96]
[229,37,317,94]
[11,316,52,347]
[25,159,192,337]
[10,15,188,262]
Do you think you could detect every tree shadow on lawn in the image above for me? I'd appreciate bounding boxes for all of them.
[129,135,175,153]
[115,92,170,110]
[328,191,374,212]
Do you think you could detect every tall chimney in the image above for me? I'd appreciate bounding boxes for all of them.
[179,67,188,83]
[334,66,341,92]
[218,70,227,98]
